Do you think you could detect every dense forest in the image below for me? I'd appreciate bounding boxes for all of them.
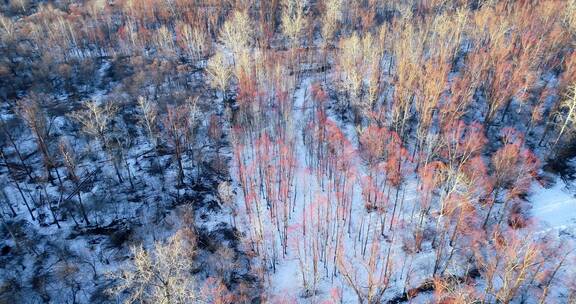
[1,0,576,303]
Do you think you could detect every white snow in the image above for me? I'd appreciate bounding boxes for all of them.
[531,178,576,230]
[229,77,441,302]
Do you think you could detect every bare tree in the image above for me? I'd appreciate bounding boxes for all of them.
[153,25,175,57]
[59,138,90,225]
[17,96,60,183]
[218,181,236,227]
[281,0,307,77]
[219,10,253,59]
[176,21,210,62]
[110,229,197,304]
[206,50,232,101]
[337,236,392,304]
[70,101,122,182]
[282,0,307,47]
[162,105,189,186]
[0,14,15,42]
[554,84,576,146]
[137,96,159,148]
[321,0,342,44]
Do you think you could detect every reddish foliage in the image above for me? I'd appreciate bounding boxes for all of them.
[385,131,411,188]
[359,125,387,164]
[440,120,486,163]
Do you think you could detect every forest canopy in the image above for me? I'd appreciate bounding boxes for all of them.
[1,0,576,303]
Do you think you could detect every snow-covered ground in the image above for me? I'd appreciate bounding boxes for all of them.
[0,57,258,303]
[231,78,440,302]
[531,178,576,231]
[229,74,576,302]
[2,58,575,303]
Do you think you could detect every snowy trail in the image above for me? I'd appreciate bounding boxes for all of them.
[530,179,576,230]
[267,79,313,298]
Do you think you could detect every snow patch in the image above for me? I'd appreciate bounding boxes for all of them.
[531,179,576,230]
